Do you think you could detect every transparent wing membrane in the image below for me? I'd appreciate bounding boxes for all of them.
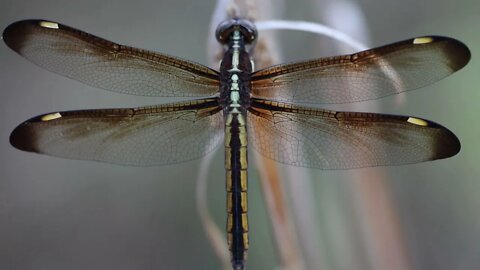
[251,36,470,104]
[3,20,220,97]
[10,99,223,166]
[248,99,460,169]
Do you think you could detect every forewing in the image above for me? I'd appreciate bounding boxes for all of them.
[3,20,219,97]
[10,99,223,166]
[248,99,460,169]
[251,36,470,104]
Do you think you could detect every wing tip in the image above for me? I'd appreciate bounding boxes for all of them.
[414,116,460,159]
[445,38,470,72]
[3,19,60,52]
[10,121,39,153]
[3,20,33,52]
[9,112,51,153]
[428,36,471,72]
[440,130,461,159]
[431,122,461,160]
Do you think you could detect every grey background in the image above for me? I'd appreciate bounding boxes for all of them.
[0,0,479,269]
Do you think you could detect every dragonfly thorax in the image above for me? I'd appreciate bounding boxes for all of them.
[218,29,253,111]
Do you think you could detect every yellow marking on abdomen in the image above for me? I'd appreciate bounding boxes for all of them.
[239,147,247,169]
[243,233,249,249]
[225,148,232,169]
[226,170,247,191]
[240,192,248,212]
[227,213,233,232]
[241,213,248,231]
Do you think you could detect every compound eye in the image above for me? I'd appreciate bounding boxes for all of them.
[237,19,257,44]
[215,19,235,44]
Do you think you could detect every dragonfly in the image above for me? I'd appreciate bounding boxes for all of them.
[3,18,470,270]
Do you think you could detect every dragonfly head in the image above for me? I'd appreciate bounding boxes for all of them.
[216,18,257,45]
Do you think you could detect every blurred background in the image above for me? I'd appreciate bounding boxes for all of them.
[0,0,478,269]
